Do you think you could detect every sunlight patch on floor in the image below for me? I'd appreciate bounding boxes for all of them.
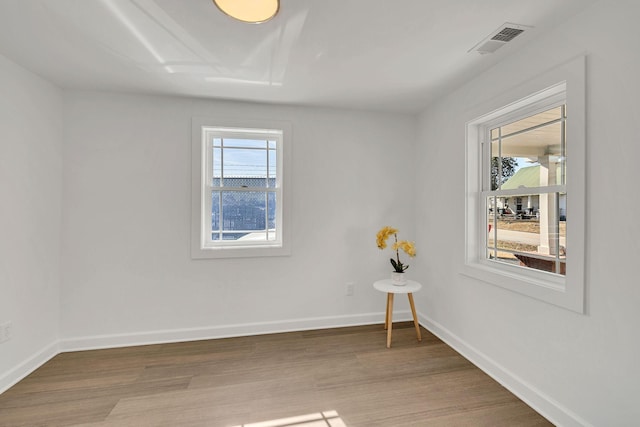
[230,410,346,427]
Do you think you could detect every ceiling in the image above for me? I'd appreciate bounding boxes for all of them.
[0,0,596,113]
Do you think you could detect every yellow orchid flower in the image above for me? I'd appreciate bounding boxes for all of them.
[376,226,417,272]
[376,226,398,249]
[393,240,416,258]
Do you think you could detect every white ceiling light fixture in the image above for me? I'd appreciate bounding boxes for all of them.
[213,0,279,24]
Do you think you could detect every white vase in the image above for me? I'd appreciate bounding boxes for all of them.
[390,272,407,286]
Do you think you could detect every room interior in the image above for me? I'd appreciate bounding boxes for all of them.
[1,1,639,426]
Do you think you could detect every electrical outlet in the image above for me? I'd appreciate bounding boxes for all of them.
[0,321,12,343]
[345,282,355,296]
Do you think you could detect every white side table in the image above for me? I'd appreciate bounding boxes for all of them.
[373,279,422,348]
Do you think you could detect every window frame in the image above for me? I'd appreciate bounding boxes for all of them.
[463,56,586,313]
[191,117,292,259]
[481,96,567,283]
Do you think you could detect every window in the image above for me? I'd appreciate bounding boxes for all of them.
[191,118,291,258]
[486,104,567,275]
[464,56,585,312]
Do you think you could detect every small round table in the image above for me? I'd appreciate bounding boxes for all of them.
[373,279,422,348]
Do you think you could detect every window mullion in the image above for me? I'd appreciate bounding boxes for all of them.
[215,186,266,192]
[264,192,269,240]
[555,192,561,274]
[498,116,563,140]
[492,196,497,259]
[265,139,270,241]
[265,139,270,188]
[483,185,566,198]
[216,191,222,242]
[561,105,567,185]
[497,128,502,190]
[220,137,225,187]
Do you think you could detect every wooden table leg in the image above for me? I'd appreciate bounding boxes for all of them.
[386,293,394,348]
[384,293,390,330]
[408,292,422,342]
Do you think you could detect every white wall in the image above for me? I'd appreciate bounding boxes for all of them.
[60,92,417,347]
[0,55,63,392]
[415,1,640,426]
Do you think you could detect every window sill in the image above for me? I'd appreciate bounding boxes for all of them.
[191,243,291,260]
[459,262,583,313]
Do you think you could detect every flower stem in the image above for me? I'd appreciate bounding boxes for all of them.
[394,233,401,269]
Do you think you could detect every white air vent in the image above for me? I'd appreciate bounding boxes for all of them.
[469,23,532,54]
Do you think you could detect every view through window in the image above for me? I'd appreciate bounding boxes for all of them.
[484,105,567,275]
[201,126,283,249]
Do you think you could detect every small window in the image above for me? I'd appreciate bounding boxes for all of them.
[191,119,291,258]
[463,56,586,312]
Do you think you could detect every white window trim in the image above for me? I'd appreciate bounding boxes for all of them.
[462,56,586,313]
[191,117,292,259]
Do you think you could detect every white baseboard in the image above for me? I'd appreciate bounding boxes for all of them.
[59,311,412,352]
[417,311,592,427]
[0,341,59,394]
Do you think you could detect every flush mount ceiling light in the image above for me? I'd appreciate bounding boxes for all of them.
[213,0,279,23]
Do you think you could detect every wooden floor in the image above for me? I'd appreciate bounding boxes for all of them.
[0,323,552,426]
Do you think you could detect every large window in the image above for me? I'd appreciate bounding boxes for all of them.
[464,56,585,312]
[191,119,291,258]
[485,104,567,276]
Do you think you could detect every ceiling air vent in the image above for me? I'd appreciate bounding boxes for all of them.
[469,23,532,55]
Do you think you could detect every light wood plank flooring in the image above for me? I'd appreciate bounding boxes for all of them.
[0,323,552,426]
